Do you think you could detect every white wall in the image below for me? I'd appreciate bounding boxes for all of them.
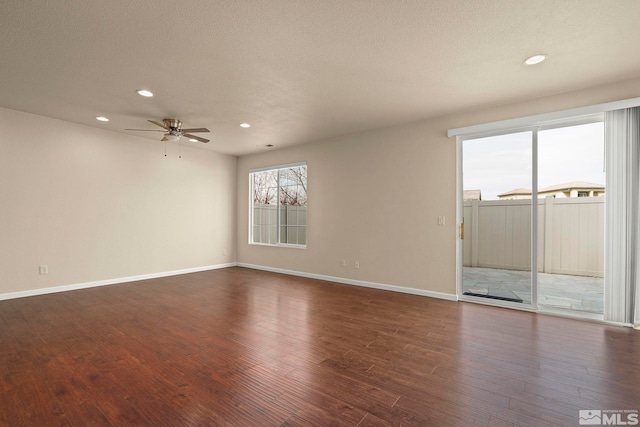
[3,77,639,299]
[0,107,237,295]
[237,77,640,296]
[238,119,457,294]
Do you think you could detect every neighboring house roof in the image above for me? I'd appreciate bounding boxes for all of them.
[463,189,482,200]
[538,181,605,193]
[497,188,531,197]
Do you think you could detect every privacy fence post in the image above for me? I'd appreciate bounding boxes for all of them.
[471,200,479,267]
[543,197,554,274]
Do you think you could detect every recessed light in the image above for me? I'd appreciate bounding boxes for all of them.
[524,54,546,65]
[136,89,154,97]
[96,116,110,122]
[240,123,251,128]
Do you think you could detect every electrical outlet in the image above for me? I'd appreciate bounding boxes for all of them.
[354,261,360,269]
[438,216,446,226]
[223,249,228,256]
[341,259,346,267]
[39,265,48,275]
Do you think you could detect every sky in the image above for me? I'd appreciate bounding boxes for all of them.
[463,122,605,200]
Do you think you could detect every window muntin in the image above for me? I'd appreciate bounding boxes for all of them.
[250,163,307,247]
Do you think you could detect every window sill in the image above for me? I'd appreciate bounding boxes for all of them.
[249,242,307,249]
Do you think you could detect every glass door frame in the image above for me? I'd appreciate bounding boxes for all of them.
[450,97,640,323]
[456,115,606,313]
[456,127,539,311]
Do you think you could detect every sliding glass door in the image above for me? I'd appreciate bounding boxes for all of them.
[537,122,605,314]
[459,120,605,317]
[461,131,534,307]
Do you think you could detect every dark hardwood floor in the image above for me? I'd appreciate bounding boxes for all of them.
[1,267,638,426]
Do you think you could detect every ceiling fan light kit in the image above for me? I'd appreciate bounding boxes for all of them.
[161,134,181,142]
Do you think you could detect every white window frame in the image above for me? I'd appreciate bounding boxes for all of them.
[249,161,307,248]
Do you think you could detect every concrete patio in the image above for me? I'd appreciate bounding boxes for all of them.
[463,267,604,314]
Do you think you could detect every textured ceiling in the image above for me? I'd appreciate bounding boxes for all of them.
[2,0,640,155]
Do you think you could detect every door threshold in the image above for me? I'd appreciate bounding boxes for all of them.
[538,305,604,322]
[463,291,523,303]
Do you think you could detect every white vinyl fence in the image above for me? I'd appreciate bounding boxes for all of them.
[252,204,307,245]
[463,197,604,277]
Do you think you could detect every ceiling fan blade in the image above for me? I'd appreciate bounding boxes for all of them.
[184,133,209,143]
[125,128,165,131]
[181,128,210,133]
[148,120,168,129]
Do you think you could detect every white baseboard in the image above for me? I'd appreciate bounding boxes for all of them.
[0,263,238,301]
[1,262,458,304]
[236,263,458,302]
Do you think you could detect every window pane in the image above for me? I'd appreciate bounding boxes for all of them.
[253,226,262,243]
[250,164,307,246]
[253,170,278,205]
[268,206,277,224]
[462,131,532,305]
[538,122,604,314]
[287,226,298,244]
[288,206,298,225]
[279,166,307,207]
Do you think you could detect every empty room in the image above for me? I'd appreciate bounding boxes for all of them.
[1,1,640,426]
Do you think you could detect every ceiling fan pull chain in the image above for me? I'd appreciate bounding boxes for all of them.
[179,140,182,159]
[164,140,167,157]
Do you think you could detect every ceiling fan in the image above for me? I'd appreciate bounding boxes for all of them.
[126,119,210,143]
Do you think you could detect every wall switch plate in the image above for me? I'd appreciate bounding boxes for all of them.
[438,216,446,226]
[354,261,360,269]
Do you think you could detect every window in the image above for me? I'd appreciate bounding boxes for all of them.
[250,162,307,247]
[577,191,589,197]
